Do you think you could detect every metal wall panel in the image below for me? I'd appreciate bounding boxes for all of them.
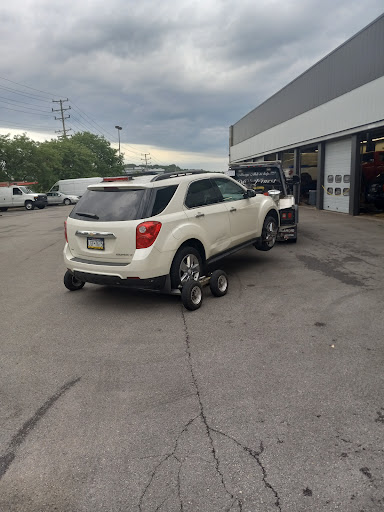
[232,14,384,146]
[323,139,352,213]
[230,75,384,162]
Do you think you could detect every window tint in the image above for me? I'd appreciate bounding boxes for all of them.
[150,185,178,216]
[13,188,22,195]
[212,178,245,201]
[69,189,147,221]
[185,179,221,208]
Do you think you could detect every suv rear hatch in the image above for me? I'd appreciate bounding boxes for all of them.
[67,185,150,264]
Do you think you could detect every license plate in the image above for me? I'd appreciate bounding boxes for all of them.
[87,237,104,250]
[279,228,296,239]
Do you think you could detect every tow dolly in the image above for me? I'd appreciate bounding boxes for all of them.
[179,269,229,311]
[64,268,229,312]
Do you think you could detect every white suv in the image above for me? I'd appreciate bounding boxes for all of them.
[63,172,279,292]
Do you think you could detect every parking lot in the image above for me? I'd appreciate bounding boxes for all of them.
[0,205,383,511]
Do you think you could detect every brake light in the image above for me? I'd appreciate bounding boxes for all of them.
[136,221,162,249]
[64,220,68,242]
[281,211,294,220]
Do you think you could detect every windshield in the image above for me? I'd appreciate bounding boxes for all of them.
[234,166,284,193]
[19,186,35,194]
[69,188,148,222]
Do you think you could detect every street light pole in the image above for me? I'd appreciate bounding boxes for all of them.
[115,125,122,156]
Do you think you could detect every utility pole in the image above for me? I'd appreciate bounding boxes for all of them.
[52,99,72,139]
[141,153,151,170]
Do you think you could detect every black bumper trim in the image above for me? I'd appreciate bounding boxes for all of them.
[72,271,167,290]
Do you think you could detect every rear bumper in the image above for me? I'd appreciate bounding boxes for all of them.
[71,270,167,290]
[63,243,173,288]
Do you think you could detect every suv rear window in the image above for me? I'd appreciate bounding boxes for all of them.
[69,189,147,221]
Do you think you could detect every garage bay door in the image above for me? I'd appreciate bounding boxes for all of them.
[323,138,352,213]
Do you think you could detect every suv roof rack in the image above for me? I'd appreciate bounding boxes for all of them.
[151,170,209,181]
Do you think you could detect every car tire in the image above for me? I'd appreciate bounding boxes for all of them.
[254,215,278,251]
[170,246,202,289]
[181,281,203,311]
[0,207,8,212]
[209,270,228,297]
[64,270,85,291]
[64,198,71,205]
[25,201,34,211]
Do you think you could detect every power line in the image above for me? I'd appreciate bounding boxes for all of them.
[0,98,52,114]
[0,76,58,99]
[0,95,51,109]
[0,106,53,117]
[0,118,54,130]
[0,85,52,103]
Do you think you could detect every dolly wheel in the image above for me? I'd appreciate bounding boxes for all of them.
[210,270,228,297]
[181,281,203,311]
[64,270,85,291]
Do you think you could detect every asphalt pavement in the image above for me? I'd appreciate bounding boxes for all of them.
[0,205,383,511]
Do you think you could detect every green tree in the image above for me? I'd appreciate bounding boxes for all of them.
[69,132,124,176]
[0,134,40,182]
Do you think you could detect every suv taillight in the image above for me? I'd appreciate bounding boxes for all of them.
[64,220,68,242]
[136,221,162,249]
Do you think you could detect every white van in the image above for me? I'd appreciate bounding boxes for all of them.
[49,177,103,197]
[0,185,48,211]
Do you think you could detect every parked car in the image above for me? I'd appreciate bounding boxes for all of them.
[46,192,79,205]
[63,172,280,293]
[365,173,384,210]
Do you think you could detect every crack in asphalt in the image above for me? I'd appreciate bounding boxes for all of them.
[210,428,281,511]
[138,415,199,511]
[138,310,281,511]
[0,377,81,481]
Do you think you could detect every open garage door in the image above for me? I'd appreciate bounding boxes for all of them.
[323,139,351,213]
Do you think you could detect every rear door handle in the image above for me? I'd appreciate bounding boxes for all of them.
[230,207,237,212]
[195,212,205,218]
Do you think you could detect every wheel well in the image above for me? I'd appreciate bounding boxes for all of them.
[178,239,206,263]
[267,209,279,225]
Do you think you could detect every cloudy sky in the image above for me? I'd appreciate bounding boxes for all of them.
[1,1,383,171]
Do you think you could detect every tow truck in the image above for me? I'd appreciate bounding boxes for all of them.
[227,161,300,242]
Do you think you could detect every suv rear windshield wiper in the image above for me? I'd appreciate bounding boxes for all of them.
[75,212,100,219]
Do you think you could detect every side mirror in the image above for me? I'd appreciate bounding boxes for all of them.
[244,189,256,198]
